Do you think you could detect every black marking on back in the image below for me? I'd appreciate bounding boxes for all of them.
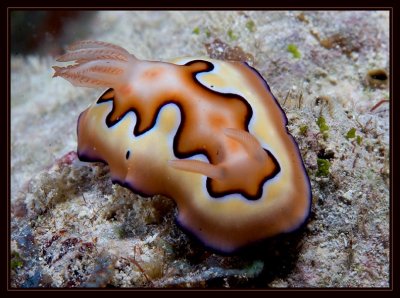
[91,60,282,201]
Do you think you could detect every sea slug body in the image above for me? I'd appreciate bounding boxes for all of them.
[53,40,311,253]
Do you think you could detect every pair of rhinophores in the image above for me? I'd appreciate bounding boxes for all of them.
[53,40,311,253]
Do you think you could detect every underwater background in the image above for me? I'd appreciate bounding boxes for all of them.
[10,11,390,288]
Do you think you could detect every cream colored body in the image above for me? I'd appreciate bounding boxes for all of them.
[54,41,311,252]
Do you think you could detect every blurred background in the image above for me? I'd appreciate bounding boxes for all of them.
[10,10,98,56]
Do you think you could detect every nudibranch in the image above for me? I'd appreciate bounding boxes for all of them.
[53,40,311,253]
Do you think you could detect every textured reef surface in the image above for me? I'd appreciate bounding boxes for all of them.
[11,11,389,287]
